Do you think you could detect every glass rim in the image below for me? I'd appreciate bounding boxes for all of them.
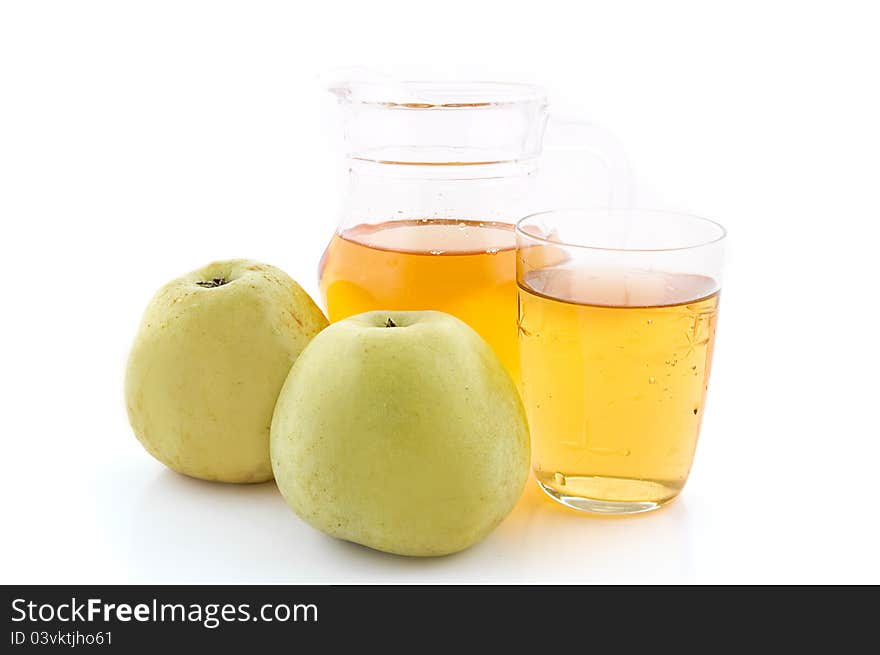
[331,80,547,108]
[515,208,727,253]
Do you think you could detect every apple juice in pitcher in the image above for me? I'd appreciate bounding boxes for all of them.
[318,81,629,385]
[320,219,518,378]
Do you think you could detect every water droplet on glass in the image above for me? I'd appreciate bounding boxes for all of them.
[554,472,566,486]
[648,376,656,384]
[646,319,653,325]
[458,222,467,230]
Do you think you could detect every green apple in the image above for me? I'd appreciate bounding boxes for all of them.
[125,259,328,483]
[270,310,530,556]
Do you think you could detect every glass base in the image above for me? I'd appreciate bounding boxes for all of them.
[536,476,678,515]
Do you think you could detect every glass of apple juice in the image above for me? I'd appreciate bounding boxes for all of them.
[516,209,726,514]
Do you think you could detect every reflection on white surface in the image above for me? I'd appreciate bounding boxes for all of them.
[118,468,694,583]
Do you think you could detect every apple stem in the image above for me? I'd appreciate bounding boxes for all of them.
[196,277,228,288]
[384,317,397,328]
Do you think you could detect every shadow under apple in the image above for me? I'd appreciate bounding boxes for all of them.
[122,465,696,583]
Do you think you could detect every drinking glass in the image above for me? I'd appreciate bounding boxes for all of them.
[516,209,726,514]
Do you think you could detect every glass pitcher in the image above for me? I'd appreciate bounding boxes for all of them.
[318,80,630,385]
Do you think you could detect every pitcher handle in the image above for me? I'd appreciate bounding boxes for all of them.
[543,115,634,209]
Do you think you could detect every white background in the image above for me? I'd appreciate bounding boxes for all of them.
[2,1,878,584]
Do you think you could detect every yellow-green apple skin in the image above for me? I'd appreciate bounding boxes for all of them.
[270,310,530,556]
[125,260,328,483]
